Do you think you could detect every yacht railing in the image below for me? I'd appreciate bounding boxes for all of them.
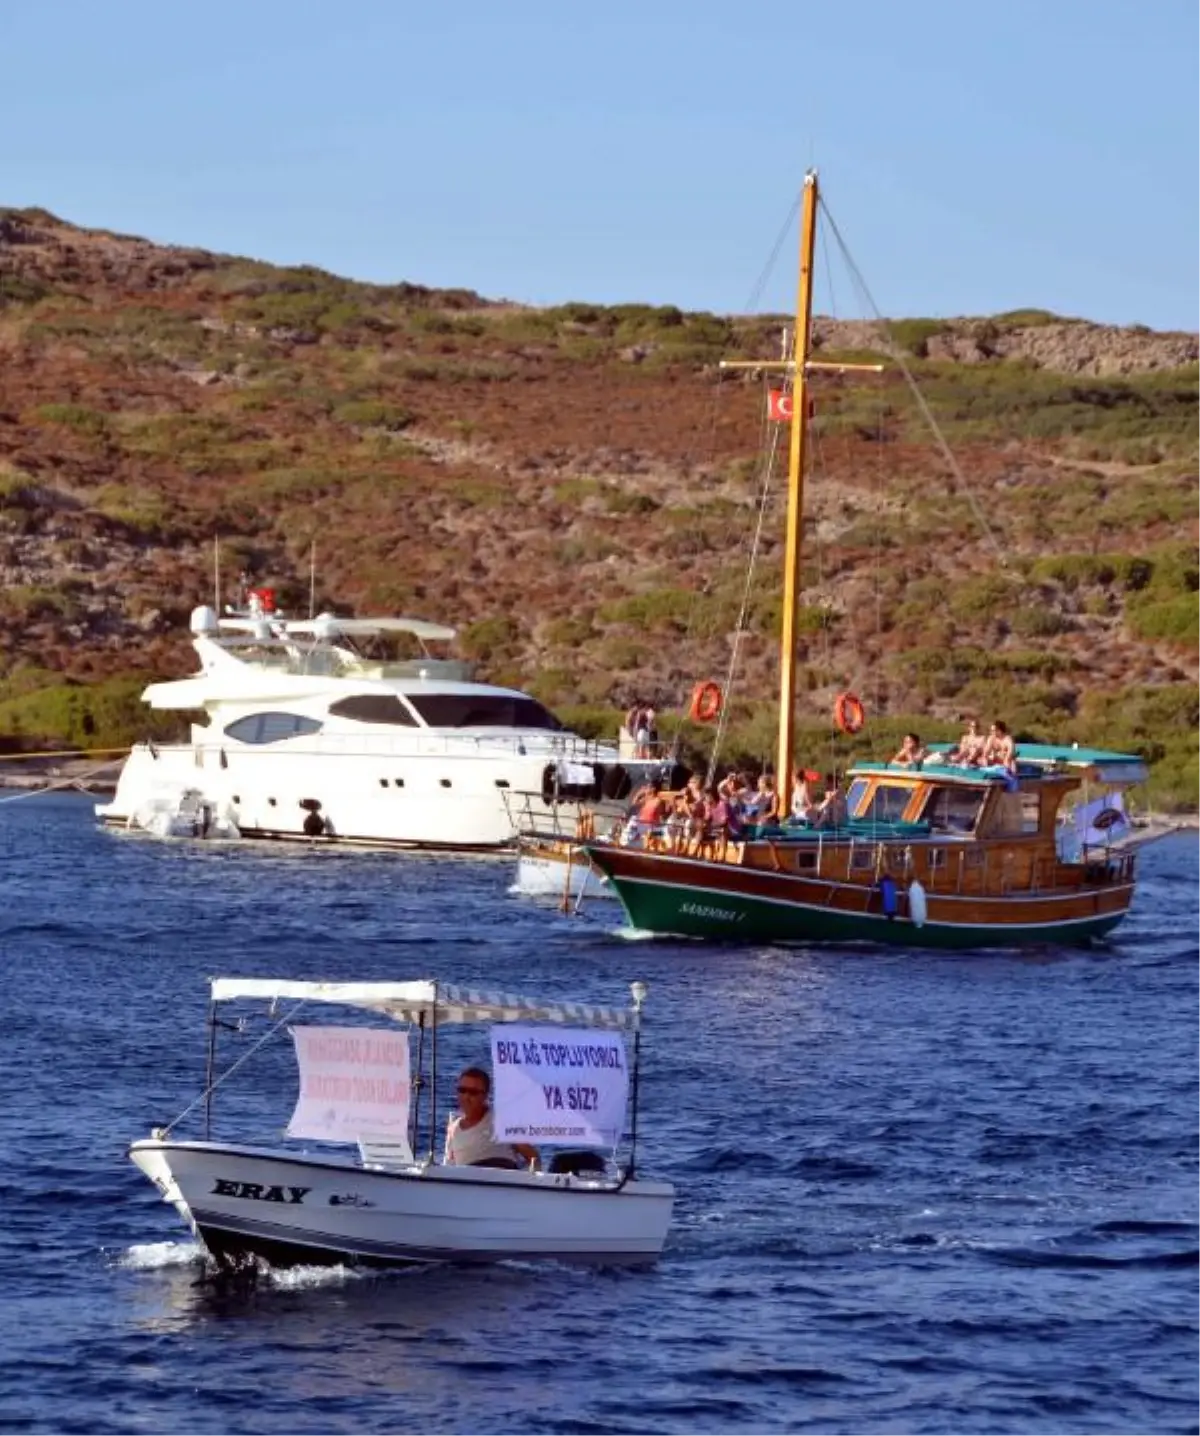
[177,730,620,762]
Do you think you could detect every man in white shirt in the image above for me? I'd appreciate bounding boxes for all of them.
[444,1067,539,1170]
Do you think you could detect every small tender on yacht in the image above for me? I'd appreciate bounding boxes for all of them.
[129,975,673,1271]
[98,601,653,850]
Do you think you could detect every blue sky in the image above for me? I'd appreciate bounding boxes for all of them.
[2,0,1196,330]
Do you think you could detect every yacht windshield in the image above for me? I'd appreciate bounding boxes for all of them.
[327,695,418,726]
[405,694,564,730]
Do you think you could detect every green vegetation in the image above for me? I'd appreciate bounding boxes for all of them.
[32,402,110,437]
[0,676,185,749]
[886,318,947,357]
[333,400,415,431]
[458,615,521,662]
[91,485,172,538]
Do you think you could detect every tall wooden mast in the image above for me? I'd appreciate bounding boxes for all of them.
[718,173,880,800]
[775,170,819,798]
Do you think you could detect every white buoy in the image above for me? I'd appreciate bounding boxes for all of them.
[909,879,928,928]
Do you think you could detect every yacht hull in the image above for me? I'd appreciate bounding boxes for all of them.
[98,742,622,851]
[129,1139,673,1269]
[586,847,1133,949]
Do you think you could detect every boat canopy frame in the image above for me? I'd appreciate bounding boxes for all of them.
[187,977,649,1177]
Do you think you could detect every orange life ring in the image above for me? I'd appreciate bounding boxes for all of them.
[689,681,723,724]
[834,691,866,735]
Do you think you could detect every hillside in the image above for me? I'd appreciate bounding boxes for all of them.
[0,206,1196,802]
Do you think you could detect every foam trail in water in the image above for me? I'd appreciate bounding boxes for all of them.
[120,1240,204,1270]
[266,1264,370,1290]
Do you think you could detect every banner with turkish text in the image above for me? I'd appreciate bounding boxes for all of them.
[491,1025,628,1147]
[287,1025,410,1142]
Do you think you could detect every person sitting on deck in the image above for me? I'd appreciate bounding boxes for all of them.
[813,773,849,829]
[981,720,1017,773]
[445,1067,539,1171]
[742,773,780,825]
[890,732,928,769]
[709,787,743,843]
[790,767,818,823]
[733,771,756,814]
[942,718,986,767]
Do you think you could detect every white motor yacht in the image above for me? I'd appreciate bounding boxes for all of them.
[98,600,663,849]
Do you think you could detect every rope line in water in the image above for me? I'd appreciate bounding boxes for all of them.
[0,757,123,803]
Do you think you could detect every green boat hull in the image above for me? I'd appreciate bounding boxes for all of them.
[603,873,1128,950]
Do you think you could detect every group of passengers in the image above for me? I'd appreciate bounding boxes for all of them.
[618,765,850,855]
[889,719,1016,773]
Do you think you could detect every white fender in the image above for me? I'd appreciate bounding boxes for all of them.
[908,879,928,928]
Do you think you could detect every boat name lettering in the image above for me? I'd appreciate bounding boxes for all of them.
[540,1083,599,1113]
[679,902,745,923]
[211,1179,311,1204]
[495,1039,625,1072]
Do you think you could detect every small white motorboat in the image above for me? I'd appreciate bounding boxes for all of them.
[129,977,673,1271]
[127,784,240,840]
[513,833,619,904]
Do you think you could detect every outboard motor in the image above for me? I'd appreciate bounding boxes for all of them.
[300,798,326,837]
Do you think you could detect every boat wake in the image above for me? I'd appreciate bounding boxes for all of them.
[119,1239,204,1270]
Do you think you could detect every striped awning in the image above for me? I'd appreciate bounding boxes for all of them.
[210,978,638,1030]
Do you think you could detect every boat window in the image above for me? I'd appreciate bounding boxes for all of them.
[920,785,984,834]
[405,694,564,730]
[857,783,912,824]
[223,712,323,745]
[327,694,418,727]
[846,778,869,817]
[988,790,1025,836]
[1021,791,1041,834]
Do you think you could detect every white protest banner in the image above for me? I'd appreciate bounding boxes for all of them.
[491,1024,628,1148]
[287,1025,410,1142]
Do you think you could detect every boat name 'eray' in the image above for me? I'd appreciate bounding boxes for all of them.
[211,1179,311,1204]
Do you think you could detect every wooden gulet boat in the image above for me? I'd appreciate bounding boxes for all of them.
[584,171,1146,950]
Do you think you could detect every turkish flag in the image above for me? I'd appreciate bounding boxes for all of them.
[767,391,816,423]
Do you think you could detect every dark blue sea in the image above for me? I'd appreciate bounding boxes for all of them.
[1,793,1196,1435]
